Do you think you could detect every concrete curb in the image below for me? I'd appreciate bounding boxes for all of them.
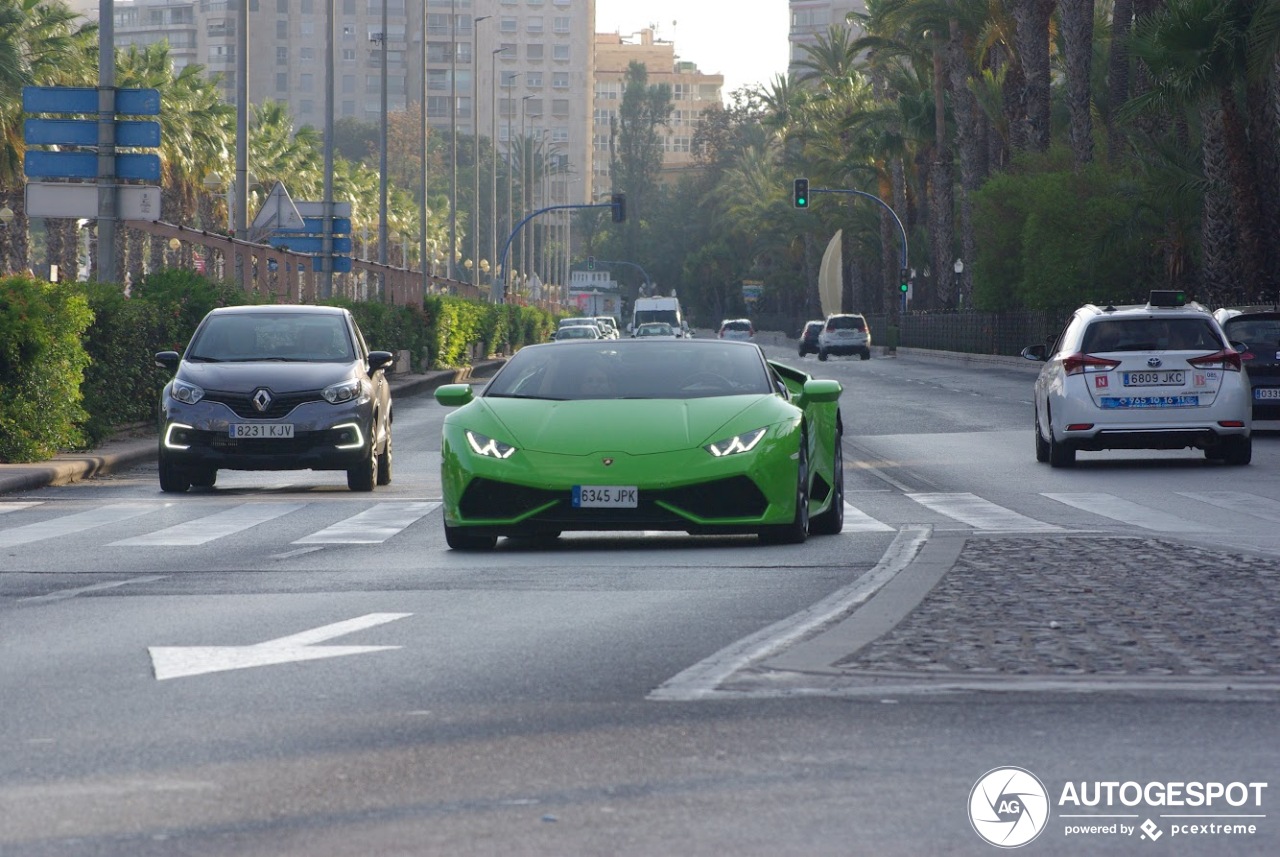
[891,345,1042,371]
[0,359,506,496]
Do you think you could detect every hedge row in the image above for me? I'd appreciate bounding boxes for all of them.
[0,270,559,463]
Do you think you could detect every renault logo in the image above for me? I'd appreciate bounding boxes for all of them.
[252,388,273,412]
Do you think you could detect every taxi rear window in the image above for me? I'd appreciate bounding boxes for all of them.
[1083,318,1221,352]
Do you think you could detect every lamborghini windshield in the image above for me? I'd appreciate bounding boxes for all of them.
[484,340,774,400]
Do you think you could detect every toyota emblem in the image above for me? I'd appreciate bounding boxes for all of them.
[1147,357,1162,368]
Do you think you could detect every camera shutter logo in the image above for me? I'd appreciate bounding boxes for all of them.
[969,767,1050,848]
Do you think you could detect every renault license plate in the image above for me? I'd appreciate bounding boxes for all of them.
[573,486,638,508]
[230,423,294,438]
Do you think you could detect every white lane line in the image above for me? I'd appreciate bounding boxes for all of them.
[271,546,326,559]
[0,502,42,514]
[110,503,306,546]
[0,503,160,548]
[841,502,895,533]
[1179,491,1280,524]
[1042,492,1215,532]
[293,501,440,544]
[20,575,169,604]
[908,492,1062,532]
[649,526,930,701]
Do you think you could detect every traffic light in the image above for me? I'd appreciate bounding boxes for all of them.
[611,192,626,223]
[587,255,595,270]
[793,177,809,208]
[899,267,910,293]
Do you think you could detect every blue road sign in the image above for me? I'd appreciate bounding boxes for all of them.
[22,86,161,116]
[289,216,352,235]
[117,89,162,115]
[24,151,161,181]
[24,118,161,148]
[267,235,354,255]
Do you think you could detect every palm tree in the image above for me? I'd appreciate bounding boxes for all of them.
[1127,0,1268,302]
[1012,0,1055,154]
[1059,0,1096,168]
[793,24,861,83]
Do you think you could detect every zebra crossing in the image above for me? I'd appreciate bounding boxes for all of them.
[2,490,1279,548]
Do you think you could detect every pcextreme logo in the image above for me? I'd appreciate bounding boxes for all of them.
[969,767,1051,848]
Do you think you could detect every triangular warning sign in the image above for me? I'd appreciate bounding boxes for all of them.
[250,181,305,233]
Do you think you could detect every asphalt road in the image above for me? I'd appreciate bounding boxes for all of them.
[0,343,1276,856]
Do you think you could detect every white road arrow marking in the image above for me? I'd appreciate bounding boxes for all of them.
[149,612,411,680]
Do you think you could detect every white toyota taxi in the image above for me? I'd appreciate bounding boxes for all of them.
[1021,291,1251,467]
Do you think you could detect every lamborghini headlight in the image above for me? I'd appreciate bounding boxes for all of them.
[466,430,517,459]
[704,427,767,457]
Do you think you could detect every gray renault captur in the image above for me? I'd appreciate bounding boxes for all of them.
[154,305,394,493]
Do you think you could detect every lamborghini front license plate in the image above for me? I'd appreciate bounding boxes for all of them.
[572,486,638,508]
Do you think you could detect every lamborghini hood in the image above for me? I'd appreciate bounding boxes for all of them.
[473,396,789,455]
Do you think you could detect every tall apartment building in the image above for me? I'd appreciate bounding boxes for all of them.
[112,0,595,205]
[591,28,722,200]
[788,0,866,77]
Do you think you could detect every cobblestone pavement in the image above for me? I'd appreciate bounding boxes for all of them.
[836,535,1280,678]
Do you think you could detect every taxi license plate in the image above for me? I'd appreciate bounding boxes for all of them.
[230,423,294,438]
[572,486,638,508]
[1100,395,1199,409]
[1123,370,1185,386]
[1255,388,1280,400]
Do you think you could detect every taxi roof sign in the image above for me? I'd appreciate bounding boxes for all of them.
[1148,290,1186,307]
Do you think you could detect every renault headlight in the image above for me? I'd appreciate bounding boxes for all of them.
[705,427,767,457]
[170,379,205,405]
[323,378,366,404]
[466,430,517,459]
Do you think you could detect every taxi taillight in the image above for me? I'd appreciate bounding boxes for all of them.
[1187,349,1242,371]
[1063,353,1120,376]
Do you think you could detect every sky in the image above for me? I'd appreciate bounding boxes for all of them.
[595,1,790,101]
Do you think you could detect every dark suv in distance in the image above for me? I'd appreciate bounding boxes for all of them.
[154,305,395,493]
[798,320,823,356]
[1217,309,1280,429]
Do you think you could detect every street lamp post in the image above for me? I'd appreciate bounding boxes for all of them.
[418,0,429,297]
[490,47,502,296]
[448,0,457,280]
[496,73,521,301]
[376,13,388,283]
[518,94,534,296]
[470,16,489,287]
[953,258,964,307]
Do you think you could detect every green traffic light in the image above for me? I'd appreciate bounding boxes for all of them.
[793,178,809,209]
